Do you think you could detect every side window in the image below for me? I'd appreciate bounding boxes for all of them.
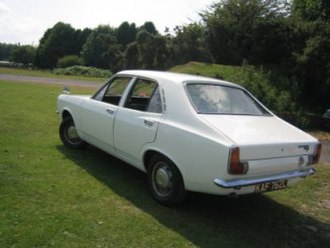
[93,77,131,105]
[146,87,162,113]
[124,78,162,113]
[93,84,107,101]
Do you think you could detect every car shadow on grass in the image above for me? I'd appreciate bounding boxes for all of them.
[57,145,330,248]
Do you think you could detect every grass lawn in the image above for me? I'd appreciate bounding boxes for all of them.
[0,80,329,247]
[0,67,106,83]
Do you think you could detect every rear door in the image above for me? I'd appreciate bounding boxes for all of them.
[114,78,163,164]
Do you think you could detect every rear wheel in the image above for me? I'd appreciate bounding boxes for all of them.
[147,155,186,206]
[59,117,87,149]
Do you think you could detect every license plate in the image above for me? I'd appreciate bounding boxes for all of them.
[254,180,288,193]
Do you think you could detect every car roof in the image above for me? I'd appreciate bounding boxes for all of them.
[117,70,242,88]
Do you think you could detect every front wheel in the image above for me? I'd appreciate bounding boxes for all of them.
[147,155,186,206]
[59,117,87,149]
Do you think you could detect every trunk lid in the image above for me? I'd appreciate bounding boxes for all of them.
[201,115,318,160]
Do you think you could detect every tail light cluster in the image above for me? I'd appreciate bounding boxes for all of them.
[228,147,248,175]
[312,143,322,164]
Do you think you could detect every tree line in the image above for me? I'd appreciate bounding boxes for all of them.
[0,0,329,113]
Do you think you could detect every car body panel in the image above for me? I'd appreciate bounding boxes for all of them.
[79,99,118,152]
[114,107,162,168]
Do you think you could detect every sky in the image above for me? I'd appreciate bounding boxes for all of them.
[0,0,215,45]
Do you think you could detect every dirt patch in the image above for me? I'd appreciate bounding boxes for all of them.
[319,141,330,164]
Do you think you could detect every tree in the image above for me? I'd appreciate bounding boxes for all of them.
[292,0,330,22]
[172,24,213,64]
[124,42,139,69]
[291,0,330,111]
[81,25,119,69]
[139,21,158,34]
[122,30,170,70]
[74,28,92,54]
[202,0,290,65]
[11,45,36,65]
[136,30,155,68]
[34,22,77,68]
[0,43,18,61]
[116,22,137,48]
[103,43,124,72]
[250,18,294,65]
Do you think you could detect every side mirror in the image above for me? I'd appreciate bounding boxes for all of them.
[63,87,70,94]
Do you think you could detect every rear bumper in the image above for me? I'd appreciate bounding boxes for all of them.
[213,167,316,189]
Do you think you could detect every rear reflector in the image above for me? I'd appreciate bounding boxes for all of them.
[228,147,248,175]
[312,143,322,164]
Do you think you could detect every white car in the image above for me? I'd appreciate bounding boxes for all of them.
[57,70,322,206]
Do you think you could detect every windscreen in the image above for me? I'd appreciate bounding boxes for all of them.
[186,84,270,115]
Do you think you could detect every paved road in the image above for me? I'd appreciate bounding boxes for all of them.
[1,72,329,164]
[0,73,102,88]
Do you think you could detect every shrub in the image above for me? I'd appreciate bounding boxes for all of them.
[228,64,296,114]
[57,55,83,68]
[53,65,112,78]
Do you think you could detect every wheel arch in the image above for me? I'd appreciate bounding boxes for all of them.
[144,149,187,205]
[143,149,185,182]
[60,108,76,122]
[61,109,72,120]
[144,150,161,171]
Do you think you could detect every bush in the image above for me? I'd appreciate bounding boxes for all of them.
[57,55,83,68]
[227,64,296,114]
[53,66,112,78]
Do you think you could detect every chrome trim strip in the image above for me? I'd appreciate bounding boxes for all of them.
[213,168,316,189]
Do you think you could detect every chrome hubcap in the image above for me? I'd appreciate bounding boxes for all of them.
[156,168,171,188]
[67,125,78,140]
[153,162,173,196]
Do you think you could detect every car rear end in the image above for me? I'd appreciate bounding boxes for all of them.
[213,140,321,195]
[185,81,321,195]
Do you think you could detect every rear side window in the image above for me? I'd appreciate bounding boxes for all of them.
[124,78,162,113]
[93,77,131,105]
[186,83,270,115]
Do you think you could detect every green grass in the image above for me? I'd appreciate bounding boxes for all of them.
[0,67,106,83]
[0,80,329,247]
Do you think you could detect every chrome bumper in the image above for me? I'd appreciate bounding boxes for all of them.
[213,168,316,189]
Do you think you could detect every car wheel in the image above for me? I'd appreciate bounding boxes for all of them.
[59,117,87,149]
[147,155,186,206]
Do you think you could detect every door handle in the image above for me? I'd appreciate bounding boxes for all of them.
[144,119,155,126]
[106,108,115,115]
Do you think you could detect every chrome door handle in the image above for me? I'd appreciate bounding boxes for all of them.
[144,119,155,126]
[106,108,115,115]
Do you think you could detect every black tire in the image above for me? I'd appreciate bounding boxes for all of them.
[59,117,87,149]
[147,155,186,206]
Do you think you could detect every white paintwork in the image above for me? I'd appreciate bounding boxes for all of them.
[57,70,320,196]
[114,107,162,167]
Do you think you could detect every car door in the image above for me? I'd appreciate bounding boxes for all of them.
[79,76,132,153]
[114,78,163,165]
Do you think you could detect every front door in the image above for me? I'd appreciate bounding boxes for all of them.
[79,76,132,152]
